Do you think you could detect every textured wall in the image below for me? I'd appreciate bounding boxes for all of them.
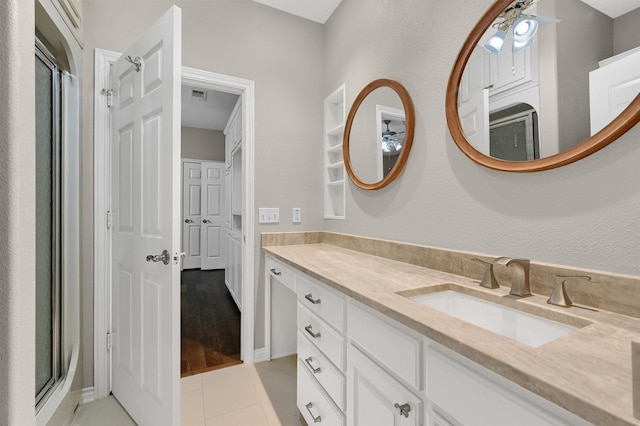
[0,0,36,424]
[614,7,640,55]
[182,127,225,161]
[323,0,640,277]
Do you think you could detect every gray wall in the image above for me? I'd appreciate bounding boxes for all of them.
[323,0,640,276]
[0,1,36,424]
[556,0,612,151]
[182,127,225,161]
[614,7,640,55]
[81,0,324,388]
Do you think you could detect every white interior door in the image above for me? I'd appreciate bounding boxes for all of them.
[110,6,181,425]
[182,160,202,270]
[589,51,640,135]
[200,161,225,270]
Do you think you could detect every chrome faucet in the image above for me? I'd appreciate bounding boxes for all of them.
[496,257,531,297]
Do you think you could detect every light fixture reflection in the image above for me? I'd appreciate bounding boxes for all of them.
[512,18,538,52]
[484,30,507,55]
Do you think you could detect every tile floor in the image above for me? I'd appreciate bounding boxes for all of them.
[73,355,305,426]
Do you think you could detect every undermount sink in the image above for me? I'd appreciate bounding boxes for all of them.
[402,285,589,348]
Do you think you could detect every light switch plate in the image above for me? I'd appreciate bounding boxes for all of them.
[259,208,280,224]
[293,208,301,224]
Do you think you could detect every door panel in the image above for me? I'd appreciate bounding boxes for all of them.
[182,161,202,269]
[110,6,181,426]
[200,162,225,270]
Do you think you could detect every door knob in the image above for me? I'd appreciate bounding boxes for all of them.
[184,219,194,223]
[146,249,170,265]
[202,219,211,223]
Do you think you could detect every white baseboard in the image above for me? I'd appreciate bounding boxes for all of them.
[80,387,95,405]
[253,348,268,363]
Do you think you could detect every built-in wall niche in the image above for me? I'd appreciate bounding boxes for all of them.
[324,84,346,219]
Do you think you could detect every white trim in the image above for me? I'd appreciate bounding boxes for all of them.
[253,348,268,364]
[80,387,95,406]
[94,51,257,397]
[93,48,119,401]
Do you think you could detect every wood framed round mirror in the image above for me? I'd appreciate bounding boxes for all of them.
[344,79,415,189]
[446,0,640,172]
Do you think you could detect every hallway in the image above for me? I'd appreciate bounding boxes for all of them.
[181,269,242,376]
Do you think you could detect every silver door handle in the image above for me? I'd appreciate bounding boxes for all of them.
[146,249,170,265]
[305,293,321,305]
[394,403,411,418]
[184,219,194,223]
[304,357,321,374]
[202,219,211,224]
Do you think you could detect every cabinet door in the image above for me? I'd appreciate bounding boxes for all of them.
[224,168,231,228]
[348,345,422,426]
[224,231,233,289]
[233,234,242,309]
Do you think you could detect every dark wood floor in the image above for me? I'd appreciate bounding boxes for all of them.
[181,269,242,377]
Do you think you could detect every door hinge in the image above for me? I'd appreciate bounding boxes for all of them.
[106,210,113,230]
[106,332,112,351]
[101,88,113,108]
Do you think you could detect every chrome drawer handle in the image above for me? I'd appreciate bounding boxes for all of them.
[394,402,411,418]
[305,293,321,304]
[270,268,281,276]
[304,325,321,339]
[304,357,321,374]
[305,402,321,423]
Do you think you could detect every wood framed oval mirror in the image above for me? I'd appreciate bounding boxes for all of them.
[446,0,640,172]
[344,79,415,189]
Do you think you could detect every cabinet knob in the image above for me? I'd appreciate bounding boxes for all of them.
[394,402,411,418]
[202,219,211,224]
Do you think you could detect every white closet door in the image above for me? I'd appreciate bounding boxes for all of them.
[200,161,225,270]
[181,161,202,269]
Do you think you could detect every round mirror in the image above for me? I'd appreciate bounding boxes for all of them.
[446,0,640,172]
[344,79,415,189]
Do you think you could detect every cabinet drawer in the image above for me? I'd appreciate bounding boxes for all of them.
[298,358,345,426]
[347,302,421,389]
[297,273,345,332]
[298,304,345,371]
[266,256,296,292]
[298,330,346,411]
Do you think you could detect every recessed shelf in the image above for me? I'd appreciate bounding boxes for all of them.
[327,143,343,153]
[324,84,346,220]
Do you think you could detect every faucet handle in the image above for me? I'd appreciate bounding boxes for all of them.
[472,258,500,289]
[547,275,592,307]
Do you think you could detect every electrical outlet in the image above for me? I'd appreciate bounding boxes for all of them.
[258,208,280,224]
[293,208,301,224]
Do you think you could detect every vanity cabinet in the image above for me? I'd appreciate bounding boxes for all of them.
[296,272,347,425]
[265,254,592,426]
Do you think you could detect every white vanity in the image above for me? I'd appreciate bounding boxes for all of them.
[263,237,639,425]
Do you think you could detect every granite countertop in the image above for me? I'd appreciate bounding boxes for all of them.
[263,243,640,426]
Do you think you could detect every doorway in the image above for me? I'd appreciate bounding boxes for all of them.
[93,49,256,400]
[180,85,242,375]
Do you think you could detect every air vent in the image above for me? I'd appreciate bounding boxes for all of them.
[190,88,207,102]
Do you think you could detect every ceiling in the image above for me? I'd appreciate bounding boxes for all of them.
[579,0,640,18]
[252,0,343,24]
[181,85,238,131]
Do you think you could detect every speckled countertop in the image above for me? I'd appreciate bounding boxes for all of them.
[263,242,640,426]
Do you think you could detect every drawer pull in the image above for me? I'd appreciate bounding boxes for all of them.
[394,402,411,418]
[270,268,281,276]
[305,402,322,423]
[305,293,321,304]
[304,325,321,339]
[304,357,321,374]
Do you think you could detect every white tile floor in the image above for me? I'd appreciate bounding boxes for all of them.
[73,356,304,426]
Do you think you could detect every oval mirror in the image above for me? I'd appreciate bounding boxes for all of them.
[344,79,415,189]
[446,0,640,172]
